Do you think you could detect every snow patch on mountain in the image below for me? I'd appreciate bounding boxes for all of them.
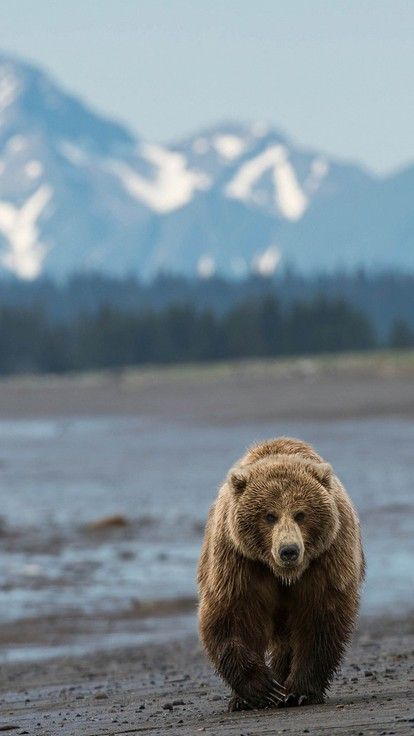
[58,140,90,167]
[0,185,52,279]
[226,144,308,220]
[7,135,27,154]
[213,134,247,161]
[304,157,329,195]
[253,245,281,276]
[107,143,211,213]
[273,148,308,220]
[0,63,19,112]
[197,254,216,278]
[25,160,43,179]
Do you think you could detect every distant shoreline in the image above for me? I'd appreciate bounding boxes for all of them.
[0,350,413,422]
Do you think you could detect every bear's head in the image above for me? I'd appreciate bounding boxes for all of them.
[227,454,340,583]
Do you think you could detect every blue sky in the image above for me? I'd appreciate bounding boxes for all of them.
[2,0,413,173]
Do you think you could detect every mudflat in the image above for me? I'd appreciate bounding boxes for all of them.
[1,617,414,735]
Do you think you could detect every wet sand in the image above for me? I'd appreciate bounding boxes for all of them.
[1,616,414,735]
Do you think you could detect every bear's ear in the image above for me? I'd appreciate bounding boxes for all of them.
[228,468,249,494]
[309,462,333,490]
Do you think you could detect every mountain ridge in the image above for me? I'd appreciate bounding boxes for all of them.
[0,52,412,280]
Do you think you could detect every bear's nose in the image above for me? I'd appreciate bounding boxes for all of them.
[279,544,300,563]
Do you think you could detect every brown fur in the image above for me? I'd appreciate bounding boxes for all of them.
[197,437,365,710]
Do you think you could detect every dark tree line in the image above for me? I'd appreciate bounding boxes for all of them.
[0,269,414,340]
[0,293,408,376]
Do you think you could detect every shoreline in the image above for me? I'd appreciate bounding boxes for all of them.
[0,351,414,422]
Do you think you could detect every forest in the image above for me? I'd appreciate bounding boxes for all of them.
[0,287,412,375]
[0,269,413,337]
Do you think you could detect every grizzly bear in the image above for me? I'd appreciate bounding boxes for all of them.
[197,437,364,711]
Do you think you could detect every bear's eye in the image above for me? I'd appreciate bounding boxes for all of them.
[265,512,278,524]
[294,511,305,523]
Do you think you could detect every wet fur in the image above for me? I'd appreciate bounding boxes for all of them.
[197,437,365,709]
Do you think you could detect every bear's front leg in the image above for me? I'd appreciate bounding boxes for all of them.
[199,608,285,710]
[284,598,355,706]
[218,635,286,710]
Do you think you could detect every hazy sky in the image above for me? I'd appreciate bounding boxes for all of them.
[2,0,413,173]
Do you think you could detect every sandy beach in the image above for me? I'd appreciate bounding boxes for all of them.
[1,352,414,735]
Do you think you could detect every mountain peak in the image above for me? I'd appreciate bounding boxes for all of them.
[171,119,287,164]
[0,52,134,155]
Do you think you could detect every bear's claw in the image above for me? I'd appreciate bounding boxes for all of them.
[228,679,286,711]
[272,678,286,694]
[229,694,284,711]
[266,682,286,706]
[284,692,308,707]
[228,695,253,711]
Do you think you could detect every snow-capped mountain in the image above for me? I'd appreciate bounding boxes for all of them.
[0,53,412,281]
[172,121,370,220]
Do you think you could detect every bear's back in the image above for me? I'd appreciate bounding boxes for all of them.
[240,437,323,467]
